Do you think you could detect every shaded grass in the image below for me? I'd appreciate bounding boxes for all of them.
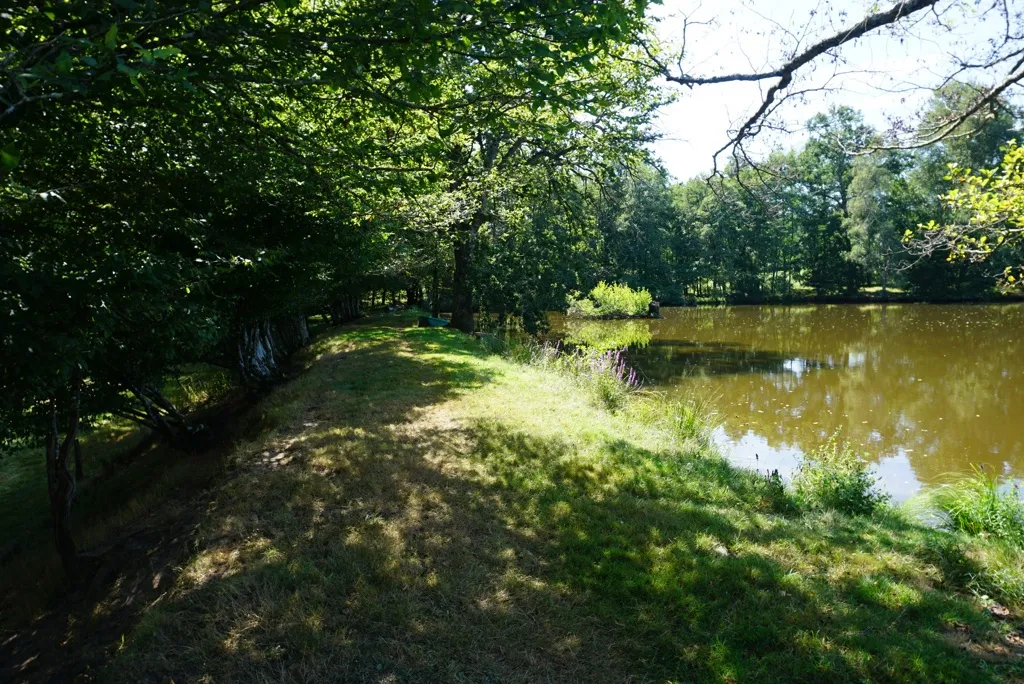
[84,310,1024,682]
[0,419,152,568]
[0,364,238,624]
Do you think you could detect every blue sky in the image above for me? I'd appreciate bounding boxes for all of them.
[647,0,1019,180]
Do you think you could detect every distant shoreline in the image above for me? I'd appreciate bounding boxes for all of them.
[659,292,1024,307]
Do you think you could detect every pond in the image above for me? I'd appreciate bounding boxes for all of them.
[549,304,1024,501]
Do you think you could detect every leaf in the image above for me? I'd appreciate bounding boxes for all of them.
[55,51,73,75]
[0,142,19,170]
[105,23,119,49]
[151,46,182,60]
[117,62,144,94]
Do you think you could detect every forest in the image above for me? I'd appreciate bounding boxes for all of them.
[3,0,1024,681]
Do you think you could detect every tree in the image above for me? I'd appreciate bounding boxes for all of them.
[846,154,908,293]
[1,0,661,577]
[918,140,1024,288]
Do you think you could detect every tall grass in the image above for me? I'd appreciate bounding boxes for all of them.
[566,282,652,318]
[929,465,1024,544]
[512,338,642,411]
[792,433,888,515]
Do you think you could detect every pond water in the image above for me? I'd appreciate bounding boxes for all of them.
[549,304,1024,501]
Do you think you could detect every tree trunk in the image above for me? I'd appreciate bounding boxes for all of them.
[46,391,79,579]
[237,320,279,386]
[74,438,83,481]
[406,281,422,306]
[125,384,212,451]
[329,293,361,326]
[451,222,475,333]
[431,260,441,317]
[272,313,310,356]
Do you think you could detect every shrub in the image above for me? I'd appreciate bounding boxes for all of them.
[792,434,887,515]
[566,282,652,318]
[929,465,1024,544]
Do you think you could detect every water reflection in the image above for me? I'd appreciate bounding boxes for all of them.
[560,318,652,351]
[549,304,1024,500]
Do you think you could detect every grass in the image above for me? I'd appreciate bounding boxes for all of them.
[4,311,1024,681]
[0,418,153,569]
[921,468,1024,609]
[792,432,889,516]
[929,467,1024,544]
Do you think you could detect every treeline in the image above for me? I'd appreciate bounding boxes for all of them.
[426,84,1022,333]
[664,88,1023,302]
[0,0,657,575]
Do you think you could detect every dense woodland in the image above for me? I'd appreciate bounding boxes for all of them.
[2,0,1024,581]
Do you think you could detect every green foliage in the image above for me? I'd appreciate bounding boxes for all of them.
[0,0,661,579]
[846,153,908,291]
[929,466,1024,543]
[920,140,1024,288]
[792,433,888,515]
[566,282,652,318]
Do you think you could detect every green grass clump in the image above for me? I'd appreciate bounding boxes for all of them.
[929,466,1024,543]
[792,433,888,515]
[566,281,652,318]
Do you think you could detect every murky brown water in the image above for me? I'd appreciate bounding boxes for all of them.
[550,304,1024,500]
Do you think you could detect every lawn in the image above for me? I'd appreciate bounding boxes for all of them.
[4,311,1023,682]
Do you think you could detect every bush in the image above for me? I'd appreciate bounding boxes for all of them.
[566,282,652,318]
[929,465,1024,544]
[792,434,887,515]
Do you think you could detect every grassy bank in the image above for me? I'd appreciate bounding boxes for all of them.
[4,312,1024,682]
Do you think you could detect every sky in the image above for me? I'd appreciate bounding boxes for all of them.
[646,0,1019,180]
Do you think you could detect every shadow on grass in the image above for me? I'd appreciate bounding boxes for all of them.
[13,323,1010,683]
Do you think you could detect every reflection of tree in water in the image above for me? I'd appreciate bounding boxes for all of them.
[604,304,1024,485]
[560,318,653,351]
[626,339,817,381]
